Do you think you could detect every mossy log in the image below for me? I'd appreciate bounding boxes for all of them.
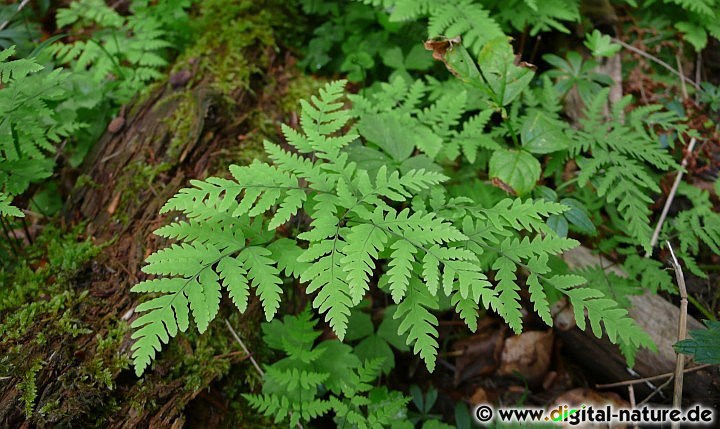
[0,2,309,427]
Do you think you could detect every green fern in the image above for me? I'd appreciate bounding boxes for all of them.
[661,183,720,278]
[51,0,188,103]
[0,192,23,217]
[0,46,82,214]
[548,274,656,366]
[132,80,653,376]
[363,0,577,55]
[244,309,411,427]
[569,89,681,252]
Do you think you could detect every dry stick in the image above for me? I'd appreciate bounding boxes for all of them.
[645,137,697,257]
[638,376,673,407]
[224,319,304,429]
[224,319,264,377]
[667,241,688,429]
[628,385,639,429]
[613,39,701,91]
[676,55,688,100]
[695,55,702,103]
[0,0,30,32]
[596,364,712,389]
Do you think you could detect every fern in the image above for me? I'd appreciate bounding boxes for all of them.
[51,0,188,103]
[364,0,577,55]
[547,274,656,366]
[569,89,681,252]
[661,183,720,278]
[490,0,580,35]
[132,80,653,376]
[0,46,82,214]
[0,192,23,217]
[244,310,410,427]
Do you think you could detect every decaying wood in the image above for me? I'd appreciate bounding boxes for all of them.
[0,9,302,427]
[559,246,719,404]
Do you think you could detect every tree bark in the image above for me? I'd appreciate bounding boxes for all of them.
[0,1,303,426]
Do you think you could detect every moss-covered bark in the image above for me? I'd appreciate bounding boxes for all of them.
[0,1,318,427]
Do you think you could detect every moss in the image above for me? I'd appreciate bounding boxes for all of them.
[282,74,329,114]
[113,160,172,224]
[17,360,42,418]
[1,224,100,313]
[175,0,283,100]
[161,91,204,159]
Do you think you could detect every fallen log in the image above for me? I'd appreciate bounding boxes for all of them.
[0,1,310,426]
[559,246,719,404]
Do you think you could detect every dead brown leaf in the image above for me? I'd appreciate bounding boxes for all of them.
[498,330,554,385]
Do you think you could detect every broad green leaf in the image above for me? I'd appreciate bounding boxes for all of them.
[345,310,375,341]
[476,37,535,106]
[560,198,597,235]
[358,113,415,161]
[489,149,541,196]
[547,214,568,237]
[354,334,396,374]
[521,110,570,154]
[377,306,410,352]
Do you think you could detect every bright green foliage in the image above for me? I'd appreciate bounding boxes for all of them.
[132,78,655,375]
[0,46,82,215]
[662,183,720,278]
[349,76,497,163]
[675,320,720,364]
[345,306,410,374]
[569,89,681,252]
[244,310,411,428]
[0,192,23,217]
[488,0,580,35]
[52,0,191,103]
[356,0,578,55]
[584,30,621,57]
[656,0,720,50]
[547,274,655,365]
[544,52,614,104]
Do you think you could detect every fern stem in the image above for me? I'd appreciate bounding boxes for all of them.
[646,137,697,256]
[686,294,715,321]
[88,38,126,80]
[0,216,21,259]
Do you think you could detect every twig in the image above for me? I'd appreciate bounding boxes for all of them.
[676,54,688,100]
[638,375,672,406]
[613,38,701,91]
[667,242,688,429]
[224,319,264,377]
[628,385,639,429]
[646,137,697,256]
[224,319,304,429]
[0,0,30,32]
[596,363,712,389]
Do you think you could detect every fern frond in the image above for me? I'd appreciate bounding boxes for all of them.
[240,246,283,320]
[394,278,439,371]
[427,0,504,55]
[0,192,23,217]
[548,274,655,366]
